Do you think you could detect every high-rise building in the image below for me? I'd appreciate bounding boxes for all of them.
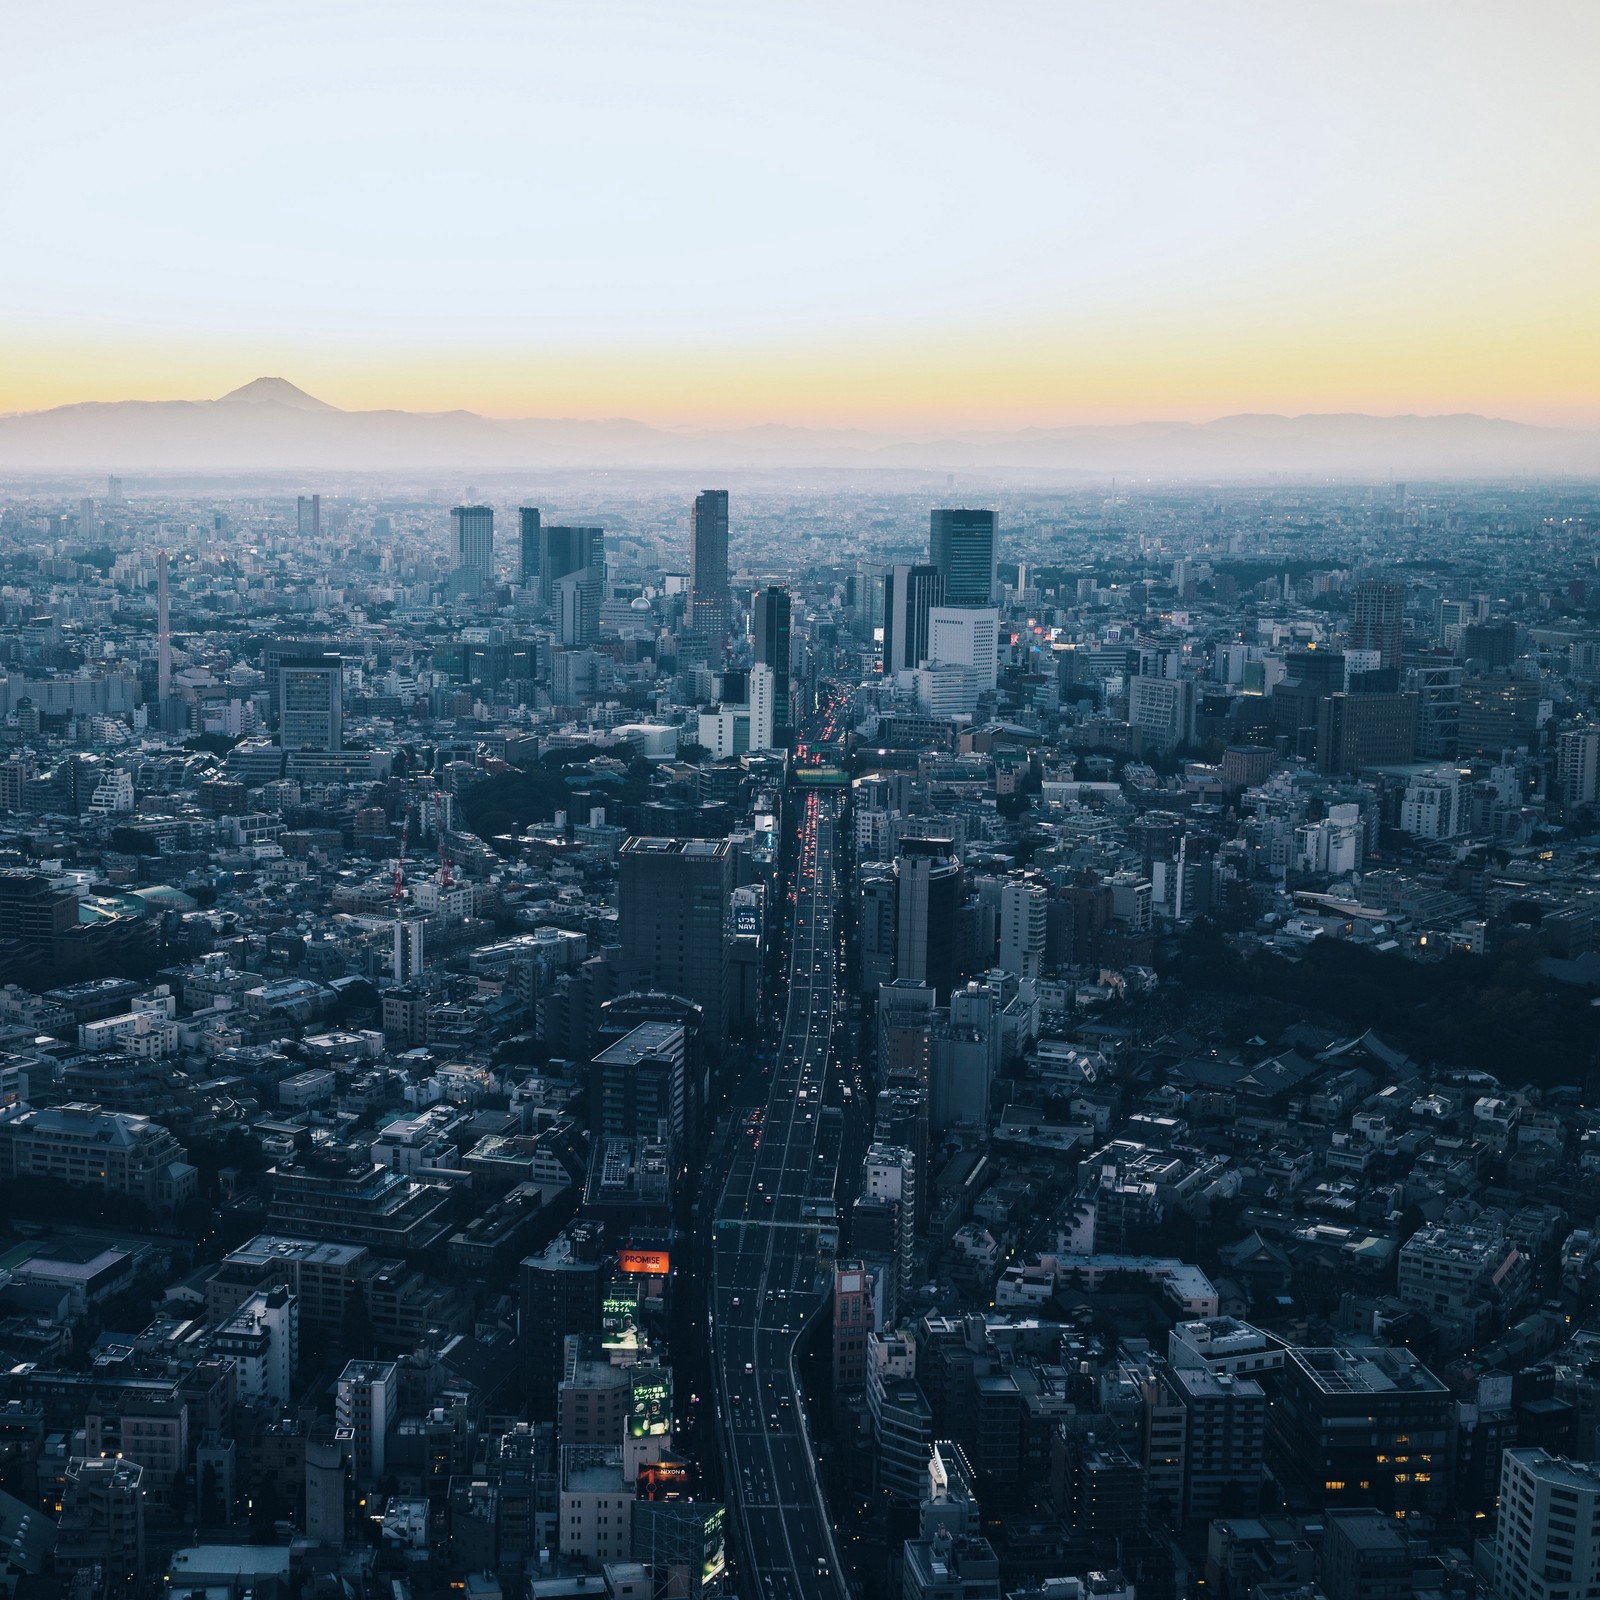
[539,524,605,589]
[518,506,541,585]
[278,655,343,751]
[883,564,944,675]
[590,1021,687,1164]
[1490,1450,1600,1600]
[213,1286,298,1406]
[520,1224,607,1420]
[998,881,1047,982]
[865,1143,916,1302]
[1129,674,1197,751]
[296,494,321,538]
[79,497,96,540]
[1269,1345,1451,1516]
[895,839,963,1001]
[1558,726,1600,807]
[55,1456,146,1594]
[930,508,997,606]
[1348,578,1405,669]
[450,504,495,586]
[304,1436,348,1545]
[833,1260,878,1390]
[1165,1365,1266,1520]
[688,490,730,638]
[751,584,792,736]
[927,606,999,691]
[156,549,173,704]
[1315,692,1418,773]
[335,1360,396,1484]
[618,837,733,1054]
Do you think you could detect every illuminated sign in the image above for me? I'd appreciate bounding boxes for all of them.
[618,1248,670,1276]
[628,1372,672,1438]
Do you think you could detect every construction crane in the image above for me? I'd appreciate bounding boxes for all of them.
[392,803,411,906]
[433,788,453,889]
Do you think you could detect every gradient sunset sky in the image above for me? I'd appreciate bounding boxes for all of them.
[5,1,1597,429]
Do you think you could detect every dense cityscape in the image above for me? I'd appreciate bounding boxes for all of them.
[0,468,1595,1600]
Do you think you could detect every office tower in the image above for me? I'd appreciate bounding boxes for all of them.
[617,837,733,1054]
[1491,1451,1600,1600]
[688,490,731,637]
[998,881,1046,982]
[1128,674,1198,751]
[877,979,935,1087]
[1404,659,1462,759]
[278,655,343,751]
[852,559,885,641]
[1559,726,1600,806]
[1315,691,1418,773]
[518,506,541,585]
[296,494,321,538]
[927,606,999,690]
[451,504,495,585]
[156,549,173,702]
[882,564,944,674]
[79,497,96,540]
[106,474,123,505]
[1348,578,1404,669]
[590,1021,687,1163]
[751,584,792,735]
[865,1143,917,1301]
[746,662,776,752]
[555,571,601,647]
[1270,1345,1451,1516]
[335,1360,397,1484]
[930,508,997,606]
[520,1223,607,1419]
[539,524,605,588]
[895,839,963,1001]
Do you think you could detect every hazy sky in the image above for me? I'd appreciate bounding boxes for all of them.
[4,1,1598,428]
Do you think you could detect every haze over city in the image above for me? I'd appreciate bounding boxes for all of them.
[3,10,1600,1600]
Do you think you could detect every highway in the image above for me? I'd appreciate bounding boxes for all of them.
[711,783,849,1600]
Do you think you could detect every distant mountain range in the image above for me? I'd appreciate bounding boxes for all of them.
[0,376,1596,479]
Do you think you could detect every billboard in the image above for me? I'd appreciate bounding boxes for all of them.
[618,1248,670,1276]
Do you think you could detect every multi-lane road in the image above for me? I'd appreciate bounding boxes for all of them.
[712,785,849,1600]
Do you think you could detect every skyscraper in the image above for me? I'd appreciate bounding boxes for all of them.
[296,494,321,538]
[930,508,996,606]
[895,838,962,1001]
[540,525,605,590]
[278,655,343,751]
[882,564,944,675]
[518,507,541,585]
[688,490,730,638]
[618,836,733,1054]
[450,505,495,586]
[751,584,792,737]
[156,549,173,703]
[1348,578,1404,669]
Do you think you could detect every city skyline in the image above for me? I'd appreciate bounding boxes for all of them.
[4,3,1597,430]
